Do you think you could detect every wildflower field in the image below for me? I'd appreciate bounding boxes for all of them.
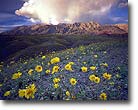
[0,35,128,100]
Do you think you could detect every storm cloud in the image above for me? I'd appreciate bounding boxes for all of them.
[15,0,117,24]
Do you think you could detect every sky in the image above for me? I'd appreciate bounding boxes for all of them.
[0,0,128,33]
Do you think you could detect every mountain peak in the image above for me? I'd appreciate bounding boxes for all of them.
[1,22,128,35]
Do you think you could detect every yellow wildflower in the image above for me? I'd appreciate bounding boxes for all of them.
[116,74,121,78]
[79,46,85,51]
[101,63,108,67]
[18,89,26,98]
[41,55,46,59]
[48,62,51,66]
[35,65,43,72]
[89,74,96,81]
[68,62,74,65]
[50,57,60,64]
[53,78,60,83]
[54,83,59,89]
[24,62,28,64]
[41,62,44,65]
[12,72,22,80]
[0,65,3,67]
[52,66,60,74]
[66,91,71,97]
[100,93,107,100]
[65,64,73,71]
[0,65,3,71]
[109,82,115,85]
[28,69,33,75]
[82,52,86,55]
[25,84,37,99]
[94,77,100,83]
[4,91,10,96]
[45,69,51,74]
[72,95,76,99]
[0,84,3,87]
[103,73,112,80]
[81,66,88,72]
[70,78,77,86]
[90,66,96,71]
[94,54,98,58]
[65,98,70,101]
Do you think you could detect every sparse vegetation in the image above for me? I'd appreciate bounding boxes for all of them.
[0,35,128,100]
[0,34,127,62]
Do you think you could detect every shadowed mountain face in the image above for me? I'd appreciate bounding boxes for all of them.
[0,34,128,62]
[1,22,128,35]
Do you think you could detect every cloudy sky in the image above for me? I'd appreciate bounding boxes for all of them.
[0,0,128,32]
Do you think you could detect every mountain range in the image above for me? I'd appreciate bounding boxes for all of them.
[1,21,128,35]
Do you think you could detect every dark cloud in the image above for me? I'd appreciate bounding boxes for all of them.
[0,0,24,13]
[0,25,14,33]
[0,12,33,32]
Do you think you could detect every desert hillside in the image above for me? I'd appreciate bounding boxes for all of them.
[1,22,128,35]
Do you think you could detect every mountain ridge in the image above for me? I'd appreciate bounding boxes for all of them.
[1,21,128,35]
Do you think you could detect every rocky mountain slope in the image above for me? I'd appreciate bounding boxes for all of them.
[1,22,128,35]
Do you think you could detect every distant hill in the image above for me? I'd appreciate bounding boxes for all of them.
[0,34,128,62]
[114,24,128,32]
[1,22,128,35]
